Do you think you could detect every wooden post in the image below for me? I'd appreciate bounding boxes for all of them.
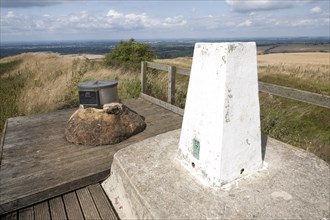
[141,61,147,93]
[168,66,176,104]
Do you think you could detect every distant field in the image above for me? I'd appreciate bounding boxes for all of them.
[258,52,329,96]
[258,52,330,65]
[267,43,330,53]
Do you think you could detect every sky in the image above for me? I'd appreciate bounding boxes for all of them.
[0,0,329,42]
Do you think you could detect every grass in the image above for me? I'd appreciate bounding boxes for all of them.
[258,64,330,95]
[0,53,142,135]
[153,52,330,163]
[0,60,26,133]
[260,93,330,162]
[0,60,22,76]
[0,52,329,163]
[258,53,330,95]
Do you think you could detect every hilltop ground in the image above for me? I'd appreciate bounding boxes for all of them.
[0,50,329,163]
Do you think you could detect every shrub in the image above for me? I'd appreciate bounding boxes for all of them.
[105,38,155,70]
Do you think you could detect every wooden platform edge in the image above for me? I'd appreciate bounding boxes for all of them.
[0,169,110,215]
[259,82,330,109]
[0,119,8,166]
[1,183,120,220]
[140,93,184,116]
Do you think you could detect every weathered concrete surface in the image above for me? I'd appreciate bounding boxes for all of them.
[179,42,262,187]
[102,129,330,219]
[65,103,146,146]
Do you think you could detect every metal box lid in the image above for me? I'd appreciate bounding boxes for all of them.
[78,80,118,90]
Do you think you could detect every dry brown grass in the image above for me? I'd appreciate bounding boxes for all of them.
[155,52,330,95]
[0,53,138,115]
[258,52,329,65]
[155,57,192,68]
[257,53,330,95]
[1,53,77,114]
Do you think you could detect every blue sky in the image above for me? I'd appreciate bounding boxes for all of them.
[1,0,329,42]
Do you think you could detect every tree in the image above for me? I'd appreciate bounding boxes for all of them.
[105,38,155,69]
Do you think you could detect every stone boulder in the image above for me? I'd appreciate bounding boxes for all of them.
[65,103,146,146]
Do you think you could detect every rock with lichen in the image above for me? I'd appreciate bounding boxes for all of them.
[65,103,146,146]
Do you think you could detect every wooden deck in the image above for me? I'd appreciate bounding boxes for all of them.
[0,98,183,215]
[1,183,119,220]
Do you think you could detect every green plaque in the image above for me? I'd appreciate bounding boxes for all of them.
[192,138,200,160]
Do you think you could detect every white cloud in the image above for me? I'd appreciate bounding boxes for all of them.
[105,9,159,29]
[225,0,293,12]
[290,18,329,27]
[106,9,123,19]
[310,6,321,13]
[0,8,189,37]
[104,9,188,29]
[291,18,316,26]
[1,5,329,40]
[164,16,187,26]
[237,19,252,27]
[4,11,16,18]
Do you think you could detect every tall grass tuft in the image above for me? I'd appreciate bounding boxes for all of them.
[0,61,26,133]
[260,93,330,162]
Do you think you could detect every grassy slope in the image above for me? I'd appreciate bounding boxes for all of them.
[0,53,141,134]
[0,52,329,163]
[0,60,26,133]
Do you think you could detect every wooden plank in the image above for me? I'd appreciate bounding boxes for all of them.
[1,102,180,187]
[49,197,67,220]
[0,165,109,214]
[76,187,101,220]
[34,201,51,220]
[18,207,34,220]
[147,61,169,71]
[140,93,184,116]
[141,61,147,93]
[0,98,183,215]
[147,62,190,76]
[168,66,176,104]
[145,62,329,108]
[63,192,84,220]
[176,66,190,76]
[0,211,17,220]
[0,120,8,166]
[259,82,330,109]
[88,184,118,220]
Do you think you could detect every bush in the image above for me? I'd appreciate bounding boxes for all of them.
[105,38,155,70]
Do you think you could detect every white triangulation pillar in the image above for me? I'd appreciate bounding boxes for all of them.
[178,42,262,187]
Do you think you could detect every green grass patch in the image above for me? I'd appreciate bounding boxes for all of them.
[0,59,26,134]
[0,60,22,76]
[175,74,189,108]
[0,75,26,134]
[260,93,330,163]
[145,69,168,102]
[259,74,330,96]
[118,78,141,99]
[258,65,330,95]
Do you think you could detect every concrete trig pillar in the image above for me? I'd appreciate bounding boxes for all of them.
[178,42,262,187]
